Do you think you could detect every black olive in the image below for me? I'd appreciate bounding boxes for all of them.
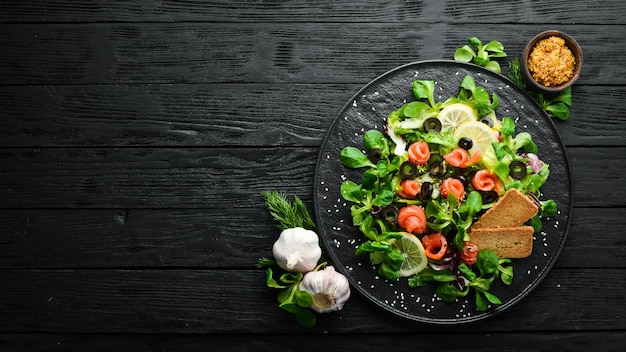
[455,174,469,187]
[423,118,442,133]
[399,160,417,179]
[371,205,383,217]
[458,137,473,150]
[479,115,494,127]
[380,205,399,226]
[368,148,383,163]
[420,181,433,200]
[428,161,444,176]
[509,160,528,179]
[481,190,499,204]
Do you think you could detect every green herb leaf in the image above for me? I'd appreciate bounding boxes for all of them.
[412,80,438,110]
[478,288,502,305]
[500,117,515,136]
[340,181,363,203]
[454,38,506,73]
[498,258,514,285]
[541,199,558,217]
[280,303,316,328]
[412,80,434,100]
[340,146,376,169]
[546,102,570,120]
[402,101,431,118]
[378,261,401,281]
[437,282,469,302]
[484,41,505,54]
[467,37,483,48]
[475,289,489,311]
[458,263,477,281]
[279,272,303,284]
[552,86,573,106]
[465,191,483,215]
[295,290,314,308]
[363,130,388,152]
[513,132,538,154]
[484,60,502,74]
[530,215,543,233]
[265,268,286,289]
[494,161,510,183]
[460,75,476,91]
[372,188,394,207]
[454,45,475,62]
[476,250,500,277]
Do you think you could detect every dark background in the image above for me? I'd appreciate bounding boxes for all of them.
[0,1,624,351]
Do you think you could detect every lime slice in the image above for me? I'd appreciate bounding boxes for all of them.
[389,233,428,277]
[437,103,477,132]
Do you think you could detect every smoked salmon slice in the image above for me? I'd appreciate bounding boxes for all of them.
[397,205,428,235]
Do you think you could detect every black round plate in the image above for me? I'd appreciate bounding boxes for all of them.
[313,60,572,324]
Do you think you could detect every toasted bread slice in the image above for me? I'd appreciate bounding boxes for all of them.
[472,189,538,229]
[470,226,534,258]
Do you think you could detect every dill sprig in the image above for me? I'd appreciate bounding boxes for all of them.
[261,191,316,230]
[256,257,276,268]
[508,57,526,89]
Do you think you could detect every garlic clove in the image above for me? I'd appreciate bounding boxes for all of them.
[299,266,351,314]
[272,227,322,273]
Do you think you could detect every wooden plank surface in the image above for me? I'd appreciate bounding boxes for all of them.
[1,0,625,347]
[1,331,624,352]
[0,23,622,85]
[0,147,623,209]
[0,268,624,333]
[1,84,623,148]
[0,207,624,270]
[2,0,626,24]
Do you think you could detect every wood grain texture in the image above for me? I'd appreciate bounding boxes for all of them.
[0,84,357,148]
[0,207,623,270]
[1,84,623,148]
[0,147,316,208]
[1,0,624,346]
[0,268,624,333]
[0,147,623,208]
[1,331,625,352]
[2,0,625,24]
[0,23,622,85]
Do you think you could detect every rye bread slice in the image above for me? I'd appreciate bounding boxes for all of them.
[471,188,539,229]
[469,226,534,258]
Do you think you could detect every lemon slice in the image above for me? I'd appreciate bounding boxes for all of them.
[453,121,498,156]
[437,103,477,132]
[389,233,428,277]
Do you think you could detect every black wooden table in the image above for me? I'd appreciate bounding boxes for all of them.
[1,1,625,351]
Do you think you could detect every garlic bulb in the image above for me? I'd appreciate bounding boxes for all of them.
[272,227,322,273]
[299,266,351,313]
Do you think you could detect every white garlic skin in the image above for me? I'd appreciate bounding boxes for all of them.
[272,227,322,273]
[299,266,351,313]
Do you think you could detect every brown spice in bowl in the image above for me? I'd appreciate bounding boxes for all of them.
[527,36,576,87]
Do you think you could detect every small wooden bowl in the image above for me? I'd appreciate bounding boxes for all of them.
[520,30,582,94]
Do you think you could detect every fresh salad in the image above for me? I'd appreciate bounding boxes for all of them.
[339,75,557,311]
